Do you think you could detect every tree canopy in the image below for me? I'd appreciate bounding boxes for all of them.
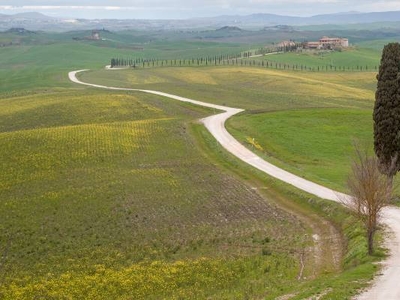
[373,42,400,177]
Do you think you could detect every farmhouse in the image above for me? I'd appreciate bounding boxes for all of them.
[319,36,349,47]
[306,41,322,50]
[306,36,349,49]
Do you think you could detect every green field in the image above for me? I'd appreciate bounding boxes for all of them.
[1,89,323,299]
[229,108,373,191]
[82,66,377,191]
[0,36,247,94]
[79,64,385,297]
[0,29,390,299]
[0,88,377,299]
[81,67,376,109]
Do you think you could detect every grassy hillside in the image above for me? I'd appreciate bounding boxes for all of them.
[228,108,373,191]
[81,67,375,110]
[0,34,388,298]
[82,66,377,191]
[0,37,246,93]
[0,89,322,299]
[0,87,379,299]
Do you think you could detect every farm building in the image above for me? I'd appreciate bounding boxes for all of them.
[306,41,323,49]
[305,36,349,49]
[319,36,349,48]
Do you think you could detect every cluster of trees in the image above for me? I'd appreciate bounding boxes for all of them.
[110,58,135,68]
[348,42,400,255]
[277,43,300,53]
[244,48,277,57]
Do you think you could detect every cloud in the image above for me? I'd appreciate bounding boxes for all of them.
[0,6,123,10]
[357,0,400,12]
[1,0,399,19]
[0,0,342,7]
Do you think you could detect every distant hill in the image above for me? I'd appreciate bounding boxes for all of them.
[0,12,60,31]
[203,11,400,26]
[216,26,243,31]
[6,27,36,34]
[1,10,400,31]
[308,11,400,24]
[2,12,54,20]
[192,13,300,28]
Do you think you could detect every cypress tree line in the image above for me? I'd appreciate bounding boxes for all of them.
[109,54,377,72]
[373,42,400,178]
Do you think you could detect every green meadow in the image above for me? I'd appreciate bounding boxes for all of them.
[229,108,373,191]
[81,67,376,109]
[0,36,247,94]
[0,28,393,298]
[79,62,384,298]
[0,89,320,299]
[82,66,377,192]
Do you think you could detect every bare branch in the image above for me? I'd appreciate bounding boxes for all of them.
[346,144,392,254]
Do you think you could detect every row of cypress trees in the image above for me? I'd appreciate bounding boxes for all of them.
[110,56,377,72]
[110,54,242,68]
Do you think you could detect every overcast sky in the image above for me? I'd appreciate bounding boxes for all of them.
[1,0,400,19]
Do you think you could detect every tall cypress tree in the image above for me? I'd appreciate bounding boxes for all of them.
[373,42,400,178]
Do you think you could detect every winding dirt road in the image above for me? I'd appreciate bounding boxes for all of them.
[69,69,400,299]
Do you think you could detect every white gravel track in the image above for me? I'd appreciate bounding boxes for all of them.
[69,69,400,299]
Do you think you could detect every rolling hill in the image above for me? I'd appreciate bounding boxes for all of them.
[1,10,400,31]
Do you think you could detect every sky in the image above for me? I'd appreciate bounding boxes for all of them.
[0,0,400,19]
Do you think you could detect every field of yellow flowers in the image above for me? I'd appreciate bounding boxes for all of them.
[0,89,310,299]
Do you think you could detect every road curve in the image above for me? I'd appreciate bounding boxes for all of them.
[69,69,400,299]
